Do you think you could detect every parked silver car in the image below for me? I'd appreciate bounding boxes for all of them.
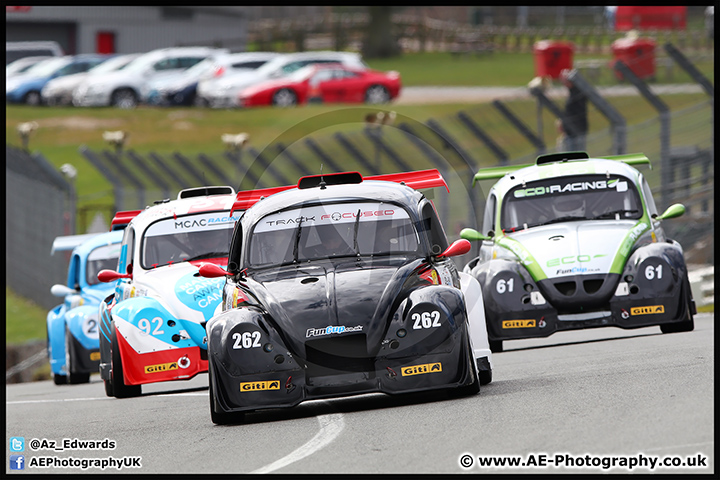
[199,51,367,108]
[144,51,279,107]
[42,53,140,106]
[72,46,223,108]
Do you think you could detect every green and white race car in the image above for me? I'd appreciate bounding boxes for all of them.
[461,152,696,352]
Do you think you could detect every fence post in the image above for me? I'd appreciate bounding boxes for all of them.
[612,61,671,209]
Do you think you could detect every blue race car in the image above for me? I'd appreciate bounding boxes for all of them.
[47,230,123,384]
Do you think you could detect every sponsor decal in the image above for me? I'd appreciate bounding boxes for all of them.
[240,380,281,392]
[547,254,607,268]
[144,211,238,236]
[175,273,225,320]
[401,362,442,376]
[513,178,627,199]
[264,215,315,227]
[555,267,602,275]
[89,352,101,361]
[630,305,665,316]
[321,210,395,221]
[145,362,178,374]
[502,320,536,329]
[254,202,410,233]
[306,325,363,337]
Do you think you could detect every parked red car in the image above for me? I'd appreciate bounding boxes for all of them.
[237,63,401,107]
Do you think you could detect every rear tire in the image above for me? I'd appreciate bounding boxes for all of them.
[272,88,297,107]
[364,85,390,104]
[110,326,141,398]
[53,374,68,385]
[111,89,138,109]
[477,357,492,385]
[104,376,115,397]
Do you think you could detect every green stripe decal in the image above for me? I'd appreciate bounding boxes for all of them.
[495,235,547,281]
[609,219,650,274]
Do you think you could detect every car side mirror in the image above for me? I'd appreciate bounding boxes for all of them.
[51,284,77,297]
[460,228,491,242]
[656,203,685,220]
[436,239,472,258]
[198,263,231,278]
[97,269,132,283]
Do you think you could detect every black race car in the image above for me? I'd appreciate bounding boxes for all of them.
[199,170,494,424]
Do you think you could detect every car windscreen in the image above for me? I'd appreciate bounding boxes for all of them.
[500,174,643,231]
[23,57,69,77]
[141,211,239,268]
[88,54,137,75]
[86,243,122,286]
[249,202,419,267]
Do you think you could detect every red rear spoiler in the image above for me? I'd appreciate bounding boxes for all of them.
[230,185,296,216]
[364,169,449,193]
[229,169,449,216]
[110,210,142,231]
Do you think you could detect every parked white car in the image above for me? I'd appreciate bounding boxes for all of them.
[198,51,367,108]
[144,51,279,107]
[41,53,140,106]
[72,46,223,108]
[6,56,53,79]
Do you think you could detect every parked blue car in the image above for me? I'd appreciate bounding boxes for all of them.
[6,54,113,105]
[47,230,123,384]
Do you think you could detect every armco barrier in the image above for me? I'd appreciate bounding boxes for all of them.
[688,265,714,307]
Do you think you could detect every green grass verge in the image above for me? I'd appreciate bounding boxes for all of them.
[6,287,48,344]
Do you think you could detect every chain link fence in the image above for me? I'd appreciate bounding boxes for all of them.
[6,146,76,310]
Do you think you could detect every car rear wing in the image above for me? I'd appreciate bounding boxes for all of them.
[472,152,651,185]
[230,169,449,216]
[110,209,142,231]
[50,233,101,255]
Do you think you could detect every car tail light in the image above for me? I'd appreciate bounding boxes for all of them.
[214,66,225,77]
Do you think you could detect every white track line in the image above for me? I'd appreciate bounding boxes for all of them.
[251,410,345,474]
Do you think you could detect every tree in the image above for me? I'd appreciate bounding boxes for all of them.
[361,6,401,59]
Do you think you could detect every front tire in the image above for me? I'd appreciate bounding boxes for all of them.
[660,304,695,333]
[110,326,141,398]
[489,339,503,353]
[208,361,244,425]
[448,337,481,398]
[65,326,90,384]
[272,88,297,107]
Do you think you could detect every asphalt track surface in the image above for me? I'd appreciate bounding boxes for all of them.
[6,313,713,474]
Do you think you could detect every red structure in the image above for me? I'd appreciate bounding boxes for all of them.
[612,37,657,81]
[533,40,574,80]
[615,6,687,31]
